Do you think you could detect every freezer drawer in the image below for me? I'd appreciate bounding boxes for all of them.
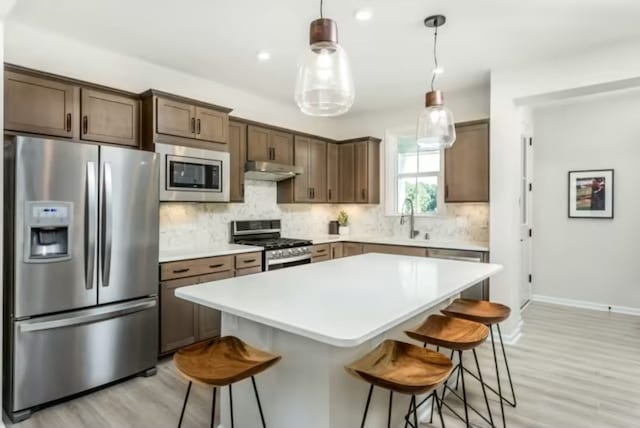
[10,298,158,412]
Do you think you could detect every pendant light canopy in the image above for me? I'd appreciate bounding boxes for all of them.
[294,0,355,117]
[417,15,456,151]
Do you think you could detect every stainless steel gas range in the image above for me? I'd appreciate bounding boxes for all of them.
[230,220,312,271]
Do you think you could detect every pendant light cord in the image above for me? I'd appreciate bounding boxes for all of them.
[430,25,439,92]
[320,0,324,18]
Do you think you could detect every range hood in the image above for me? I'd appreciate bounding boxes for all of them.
[245,161,304,182]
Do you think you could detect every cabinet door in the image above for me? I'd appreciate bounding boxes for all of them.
[271,131,294,165]
[331,243,344,259]
[247,125,271,162]
[81,89,139,146]
[5,71,76,138]
[160,277,198,353]
[354,141,369,203]
[294,137,311,202]
[195,106,228,143]
[445,121,490,202]
[309,139,327,202]
[156,97,195,139]
[197,270,234,341]
[228,121,247,202]
[327,143,339,203]
[362,244,427,257]
[235,266,263,276]
[343,242,363,257]
[339,143,355,203]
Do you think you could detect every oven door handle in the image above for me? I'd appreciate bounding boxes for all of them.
[267,253,312,265]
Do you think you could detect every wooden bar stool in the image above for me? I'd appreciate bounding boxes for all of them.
[173,336,281,428]
[405,314,494,428]
[442,299,514,428]
[346,340,453,428]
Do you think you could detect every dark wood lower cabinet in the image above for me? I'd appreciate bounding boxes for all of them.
[159,277,199,354]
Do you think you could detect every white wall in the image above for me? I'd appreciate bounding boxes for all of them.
[4,21,340,139]
[532,89,640,309]
[490,37,640,337]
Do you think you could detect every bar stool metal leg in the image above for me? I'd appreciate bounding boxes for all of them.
[360,385,374,428]
[387,391,394,428]
[473,348,494,427]
[497,324,517,407]
[490,326,506,428]
[229,383,235,428]
[251,376,267,428]
[210,387,217,428]
[458,351,470,428]
[178,381,192,428]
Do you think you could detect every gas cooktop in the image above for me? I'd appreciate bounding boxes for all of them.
[235,237,312,250]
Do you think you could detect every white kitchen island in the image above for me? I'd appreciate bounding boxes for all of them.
[176,253,503,428]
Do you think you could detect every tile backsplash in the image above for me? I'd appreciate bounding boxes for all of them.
[160,180,489,250]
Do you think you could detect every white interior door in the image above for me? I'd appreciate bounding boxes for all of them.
[519,135,534,307]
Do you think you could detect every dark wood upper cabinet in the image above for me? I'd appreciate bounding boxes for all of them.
[279,136,327,203]
[327,143,339,203]
[195,106,228,143]
[141,90,232,152]
[247,125,293,165]
[354,141,369,203]
[228,121,247,202]
[339,143,356,203]
[445,120,490,203]
[271,131,293,165]
[80,89,139,147]
[5,70,77,138]
[155,97,195,139]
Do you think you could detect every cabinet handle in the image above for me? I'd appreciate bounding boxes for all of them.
[243,259,256,263]
[316,249,327,254]
[361,189,366,200]
[191,117,196,134]
[272,147,276,160]
[172,268,190,274]
[328,189,332,200]
[241,184,245,197]
[313,188,316,199]
[196,118,201,135]
[332,248,335,258]
[209,263,225,269]
[445,185,449,199]
[82,116,88,134]
[66,113,72,132]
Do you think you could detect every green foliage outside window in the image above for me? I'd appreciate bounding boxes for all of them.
[404,181,438,213]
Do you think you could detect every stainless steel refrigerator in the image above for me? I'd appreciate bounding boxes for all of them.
[3,135,159,422]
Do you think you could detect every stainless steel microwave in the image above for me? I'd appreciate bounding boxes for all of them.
[155,143,230,202]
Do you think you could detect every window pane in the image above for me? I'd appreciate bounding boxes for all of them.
[397,151,440,174]
[398,176,438,214]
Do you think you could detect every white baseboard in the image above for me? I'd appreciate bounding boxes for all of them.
[499,319,522,345]
[531,294,640,316]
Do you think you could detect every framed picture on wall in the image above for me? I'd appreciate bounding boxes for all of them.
[568,169,614,219]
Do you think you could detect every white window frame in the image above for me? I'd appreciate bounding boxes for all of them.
[384,127,447,217]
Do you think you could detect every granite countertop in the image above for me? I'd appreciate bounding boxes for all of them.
[159,244,264,263]
[176,254,502,347]
[305,235,490,252]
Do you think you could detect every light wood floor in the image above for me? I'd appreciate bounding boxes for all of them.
[7,302,640,427]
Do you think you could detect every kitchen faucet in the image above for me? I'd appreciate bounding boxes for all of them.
[400,198,419,239]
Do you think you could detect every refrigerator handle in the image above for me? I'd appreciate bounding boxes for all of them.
[18,299,157,333]
[85,162,97,290]
[102,162,113,287]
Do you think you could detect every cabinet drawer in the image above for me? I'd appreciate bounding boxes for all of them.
[235,252,262,269]
[199,270,235,283]
[235,266,263,277]
[312,254,331,263]
[161,255,234,280]
[312,244,331,258]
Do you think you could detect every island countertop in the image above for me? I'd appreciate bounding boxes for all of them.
[176,253,503,347]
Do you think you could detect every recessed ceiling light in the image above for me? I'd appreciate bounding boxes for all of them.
[257,51,271,61]
[354,8,373,21]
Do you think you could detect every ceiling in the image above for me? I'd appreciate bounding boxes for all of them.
[9,0,640,115]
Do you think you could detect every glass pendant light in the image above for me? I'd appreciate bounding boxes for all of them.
[294,0,355,117]
[417,15,456,151]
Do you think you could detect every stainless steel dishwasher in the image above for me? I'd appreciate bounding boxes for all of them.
[427,248,490,300]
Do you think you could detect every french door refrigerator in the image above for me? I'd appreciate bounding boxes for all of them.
[3,136,159,422]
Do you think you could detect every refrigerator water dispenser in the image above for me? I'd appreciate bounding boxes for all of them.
[24,201,73,262]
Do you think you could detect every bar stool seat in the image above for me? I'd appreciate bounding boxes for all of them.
[174,336,281,428]
[346,340,453,427]
[405,314,489,351]
[441,298,511,325]
[174,336,281,386]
